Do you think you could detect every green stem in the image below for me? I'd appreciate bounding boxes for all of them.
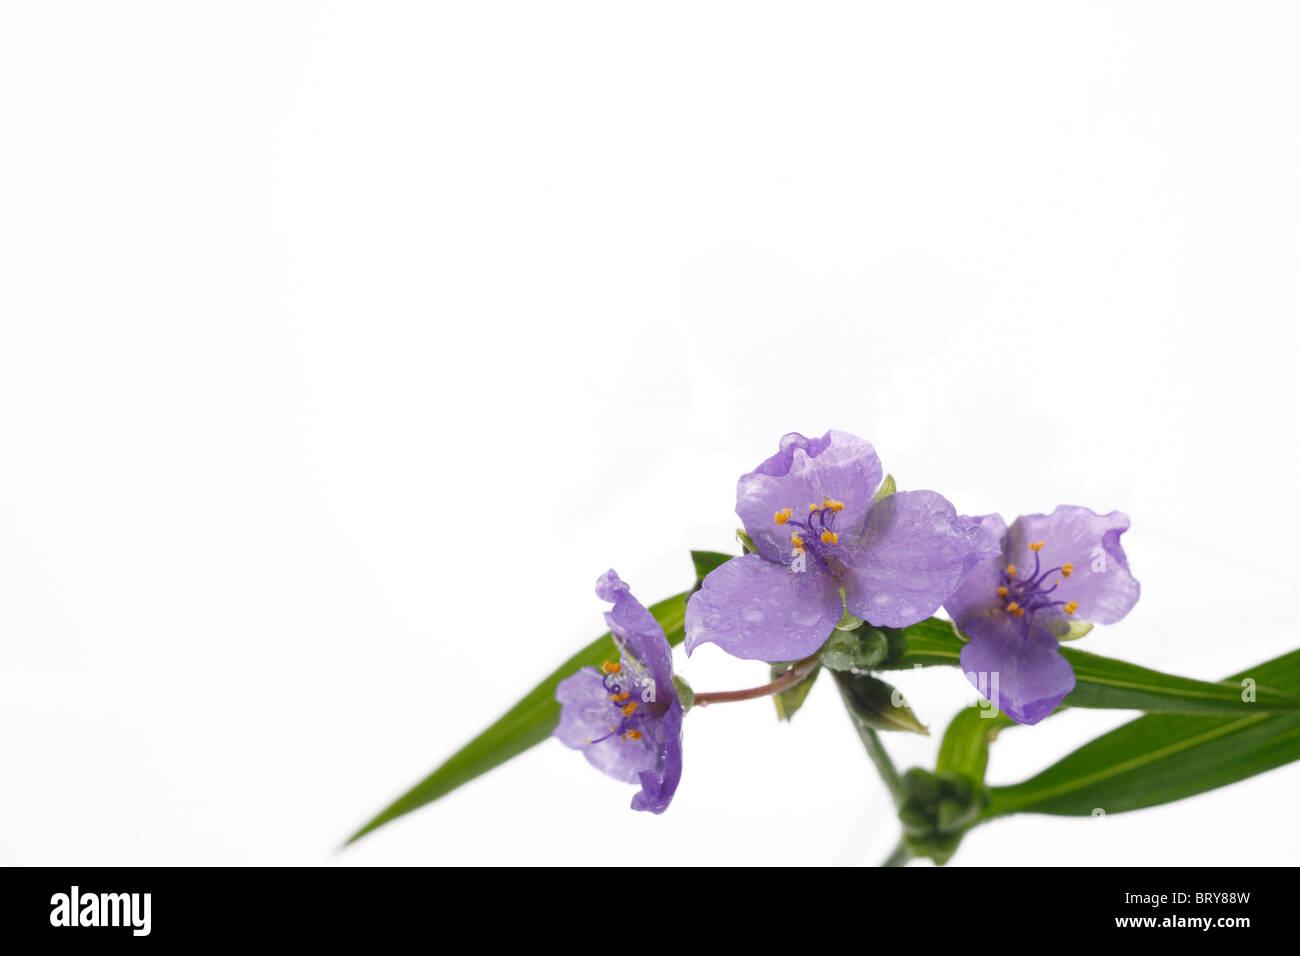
[881,841,912,867]
[858,725,906,806]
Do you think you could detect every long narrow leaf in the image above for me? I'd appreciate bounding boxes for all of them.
[987,649,1300,816]
[888,618,1300,715]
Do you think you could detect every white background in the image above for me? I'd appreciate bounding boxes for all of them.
[2,2,1298,866]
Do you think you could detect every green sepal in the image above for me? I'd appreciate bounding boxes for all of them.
[834,603,864,631]
[873,474,897,503]
[833,670,929,735]
[1056,618,1094,641]
[772,664,820,721]
[672,675,696,713]
[820,626,890,672]
[896,767,988,865]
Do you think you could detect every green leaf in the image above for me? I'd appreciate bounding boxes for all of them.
[887,616,962,667]
[1062,645,1300,713]
[772,663,820,721]
[885,616,1300,715]
[987,649,1300,817]
[345,550,732,845]
[691,549,733,581]
[936,707,1015,782]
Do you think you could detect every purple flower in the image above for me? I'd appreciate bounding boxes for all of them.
[554,570,684,813]
[684,430,998,662]
[944,506,1140,725]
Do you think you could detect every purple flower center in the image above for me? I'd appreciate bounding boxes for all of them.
[996,540,1079,639]
[773,497,846,565]
[585,660,659,745]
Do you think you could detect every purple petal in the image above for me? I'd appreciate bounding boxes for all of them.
[958,612,1075,725]
[942,514,1010,624]
[735,430,883,562]
[554,668,659,783]
[839,491,1001,628]
[684,552,842,661]
[632,700,682,814]
[1007,506,1139,625]
[595,569,675,701]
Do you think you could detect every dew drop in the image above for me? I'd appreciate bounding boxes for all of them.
[791,606,822,627]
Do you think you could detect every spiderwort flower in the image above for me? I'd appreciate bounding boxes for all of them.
[944,506,1140,725]
[685,430,998,662]
[554,570,683,813]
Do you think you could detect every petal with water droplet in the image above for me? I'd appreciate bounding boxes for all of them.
[684,553,841,661]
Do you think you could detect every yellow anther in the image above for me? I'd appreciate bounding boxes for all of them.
[1012,606,1025,617]
[997,586,1008,598]
[624,729,642,740]
[621,702,639,717]
[790,533,804,549]
[820,530,838,545]
[1064,601,1079,615]
[774,508,793,525]
[609,691,630,702]
[1062,563,1074,578]
[601,660,621,675]
[808,503,821,512]
[1029,541,1045,552]
[1005,601,1020,614]
[1006,564,1017,578]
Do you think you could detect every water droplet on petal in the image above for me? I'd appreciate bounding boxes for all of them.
[791,606,822,627]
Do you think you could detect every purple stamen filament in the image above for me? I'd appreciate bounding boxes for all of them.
[585,663,650,745]
[781,500,843,559]
[998,543,1076,641]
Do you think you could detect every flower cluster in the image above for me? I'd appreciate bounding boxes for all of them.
[554,430,1139,810]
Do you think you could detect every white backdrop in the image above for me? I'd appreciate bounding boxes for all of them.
[3,2,1298,866]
